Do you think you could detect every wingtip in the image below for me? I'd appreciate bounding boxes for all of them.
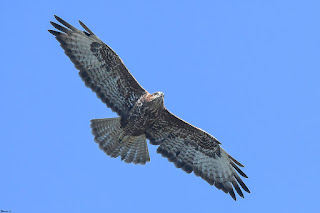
[54,14,60,21]
[48,29,61,36]
[229,190,236,201]
[231,161,248,178]
[79,19,95,35]
[54,15,63,23]
[52,15,77,31]
[229,155,245,167]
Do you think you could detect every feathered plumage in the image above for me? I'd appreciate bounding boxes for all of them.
[49,15,250,200]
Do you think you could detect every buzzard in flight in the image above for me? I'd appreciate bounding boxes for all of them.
[49,15,250,200]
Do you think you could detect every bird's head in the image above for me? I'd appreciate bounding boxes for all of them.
[150,91,165,107]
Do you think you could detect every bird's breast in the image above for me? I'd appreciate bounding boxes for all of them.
[121,97,163,136]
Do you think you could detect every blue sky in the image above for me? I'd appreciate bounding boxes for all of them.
[1,0,320,212]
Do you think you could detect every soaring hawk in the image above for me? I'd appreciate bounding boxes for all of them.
[49,15,250,200]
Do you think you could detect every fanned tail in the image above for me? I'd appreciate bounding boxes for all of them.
[90,117,150,165]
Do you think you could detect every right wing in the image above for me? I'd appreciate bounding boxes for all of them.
[146,109,250,200]
[49,15,147,117]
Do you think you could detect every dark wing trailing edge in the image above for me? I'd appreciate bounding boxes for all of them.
[49,15,147,117]
[146,109,250,200]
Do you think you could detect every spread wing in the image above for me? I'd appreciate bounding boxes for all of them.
[146,109,250,200]
[49,15,147,117]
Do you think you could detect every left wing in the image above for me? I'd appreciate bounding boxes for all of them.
[146,109,250,200]
[49,16,147,117]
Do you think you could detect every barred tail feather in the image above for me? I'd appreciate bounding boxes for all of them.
[90,117,150,165]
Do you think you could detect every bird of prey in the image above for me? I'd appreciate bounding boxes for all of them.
[49,15,250,200]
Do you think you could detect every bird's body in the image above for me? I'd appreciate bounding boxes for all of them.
[120,92,165,136]
[49,15,250,200]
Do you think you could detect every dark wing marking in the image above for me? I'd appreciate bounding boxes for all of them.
[49,15,147,117]
[146,109,250,200]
